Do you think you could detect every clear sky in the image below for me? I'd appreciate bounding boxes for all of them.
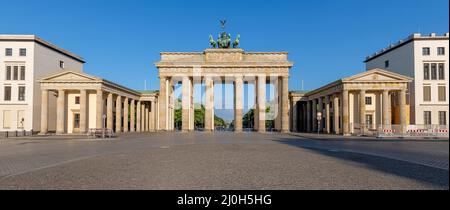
[1,0,448,120]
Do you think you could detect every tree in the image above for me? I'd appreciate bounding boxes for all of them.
[174,103,226,129]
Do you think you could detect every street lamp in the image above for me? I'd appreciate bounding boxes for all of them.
[316,112,322,135]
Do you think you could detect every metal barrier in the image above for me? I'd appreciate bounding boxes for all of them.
[87,128,115,138]
[0,130,35,139]
[377,124,449,138]
[351,124,449,138]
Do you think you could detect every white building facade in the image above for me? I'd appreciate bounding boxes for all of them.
[0,35,85,132]
[365,33,449,127]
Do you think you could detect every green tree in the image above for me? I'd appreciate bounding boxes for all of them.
[174,103,226,129]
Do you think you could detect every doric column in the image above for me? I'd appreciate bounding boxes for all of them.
[292,100,298,132]
[234,76,243,132]
[333,94,340,134]
[306,100,311,132]
[107,93,113,130]
[96,90,103,129]
[399,89,407,134]
[325,95,330,134]
[123,98,129,132]
[56,89,65,134]
[382,90,390,126]
[40,89,49,134]
[136,100,141,132]
[312,99,317,132]
[342,90,350,136]
[359,90,366,134]
[317,97,323,133]
[115,95,122,133]
[158,77,167,131]
[80,89,88,133]
[257,75,266,133]
[130,99,135,132]
[141,102,146,132]
[205,77,215,132]
[182,76,191,132]
[281,76,289,133]
[150,100,156,131]
[145,104,149,131]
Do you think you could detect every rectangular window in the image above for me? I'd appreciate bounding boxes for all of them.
[6,66,11,80]
[431,63,437,80]
[74,113,80,128]
[439,111,447,125]
[5,48,12,56]
[365,96,372,105]
[384,60,389,68]
[423,63,430,80]
[59,61,65,69]
[365,114,373,126]
[13,66,18,80]
[75,96,80,104]
[438,63,445,80]
[3,110,11,129]
[438,47,445,55]
[17,110,25,129]
[424,111,432,125]
[20,66,25,80]
[4,86,11,101]
[423,86,431,102]
[19,48,26,56]
[18,86,25,101]
[438,86,446,102]
[422,47,430,55]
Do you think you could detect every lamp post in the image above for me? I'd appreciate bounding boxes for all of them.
[316,112,322,135]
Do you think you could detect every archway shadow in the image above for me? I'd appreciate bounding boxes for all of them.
[271,137,449,189]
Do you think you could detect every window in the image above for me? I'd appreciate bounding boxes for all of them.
[5,48,12,56]
[13,66,18,80]
[424,111,432,125]
[431,63,437,80]
[59,61,65,69]
[19,48,26,56]
[438,86,446,102]
[3,111,11,129]
[438,47,445,55]
[75,96,80,104]
[4,86,11,101]
[384,60,389,68]
[423,63,430,80]
[438,63,445,80]
[20,66,25,80]
[18,87,25,101]
[423,86,431,102]
[6,66,11,80]
[17,110,25,129]
[365,96,372,105]
[74,113,80,128]
[439,111,447,125]
[422,47,430,55]
[365,114,373,126]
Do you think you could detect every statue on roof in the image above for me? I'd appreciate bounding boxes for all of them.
[209,20,240,49]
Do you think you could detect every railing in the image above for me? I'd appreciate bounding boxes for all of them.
[87,128,115,139]
[351,124,449,138]
[0,130,35,139]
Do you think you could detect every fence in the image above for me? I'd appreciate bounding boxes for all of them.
[351,123,449,138]
[0,130,35,139]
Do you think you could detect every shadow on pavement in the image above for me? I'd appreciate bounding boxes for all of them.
[274,137,449,189]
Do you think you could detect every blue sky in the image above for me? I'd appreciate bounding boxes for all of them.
[1,0,448,120]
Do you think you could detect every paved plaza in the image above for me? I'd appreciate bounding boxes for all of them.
[0,132,448,190]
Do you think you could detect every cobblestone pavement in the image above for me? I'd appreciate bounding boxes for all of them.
[0,132,448,189]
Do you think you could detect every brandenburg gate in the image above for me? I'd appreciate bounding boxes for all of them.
[155,29,293,133]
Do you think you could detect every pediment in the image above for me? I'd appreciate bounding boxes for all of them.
[343,68,412,82]
[40,70,100,82]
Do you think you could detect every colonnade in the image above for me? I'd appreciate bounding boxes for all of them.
[39,89,157,134]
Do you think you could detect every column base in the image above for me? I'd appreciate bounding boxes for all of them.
[281,130,290,133]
